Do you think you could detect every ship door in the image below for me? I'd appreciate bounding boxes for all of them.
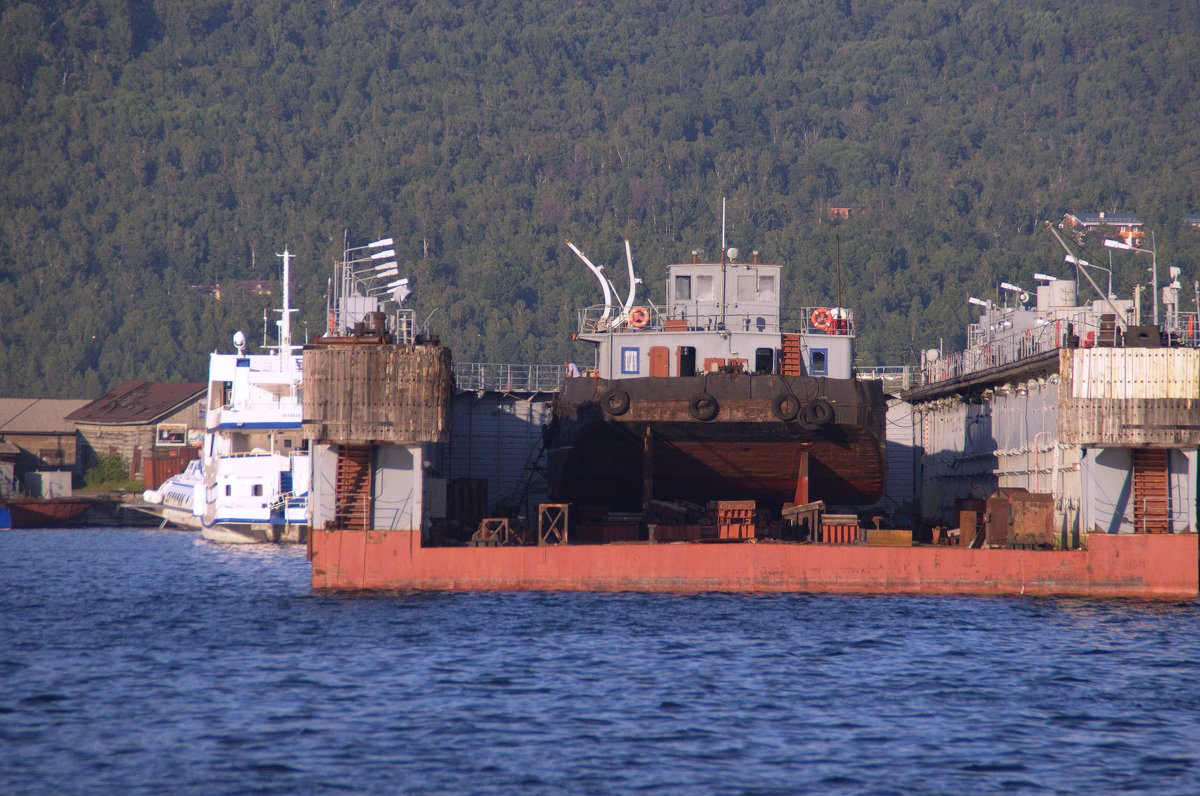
[677,346,697,377]
[649,346,670,377]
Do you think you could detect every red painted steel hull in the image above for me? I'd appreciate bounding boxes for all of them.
[309,531,1199,599]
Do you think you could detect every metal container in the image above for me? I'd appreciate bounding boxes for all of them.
[984,488,1055,548]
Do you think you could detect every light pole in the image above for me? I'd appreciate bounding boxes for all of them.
[334,237,395,335]
[1063,254,1112,300]
[1105,234,1157,324]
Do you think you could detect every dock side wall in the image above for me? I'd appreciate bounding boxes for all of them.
[309,530,1198,599]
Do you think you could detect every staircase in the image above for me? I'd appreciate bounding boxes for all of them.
[781,334,803,376]
[334,444,373,531]
[1132,448,1170,534]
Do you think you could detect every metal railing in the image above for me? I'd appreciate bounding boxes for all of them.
[454,363,566,393]
[922,310,1200,386]
[857,365,920,391]
[575,304,856,337]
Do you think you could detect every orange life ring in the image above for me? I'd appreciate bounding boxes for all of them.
[628,306,650,328]
[811,307,833,332]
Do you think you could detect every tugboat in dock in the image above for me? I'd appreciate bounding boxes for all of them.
[548,237,887,515]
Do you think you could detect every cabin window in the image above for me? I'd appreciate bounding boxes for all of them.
[695,275,714,301]
[225,484,232,497]
[621,347,640,375]
[758,275,777,301]
[810,348,828,376]
[284,439,293,449]
[737,274,756,301]
[674,275,691,301]
[253,484,263,497]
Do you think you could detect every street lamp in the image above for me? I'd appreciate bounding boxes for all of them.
[331,236,397,336]
[1064,254,1113,300]
[1105,235,1157,324]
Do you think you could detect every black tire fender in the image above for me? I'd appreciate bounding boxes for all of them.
[771,393,801,422]
[803,397,835,426]
[601,387,631,416]
[688,392,719,422]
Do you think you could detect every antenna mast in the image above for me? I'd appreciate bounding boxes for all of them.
[276,248,295,357]
[836,234,843,315]
[720,197,728,327]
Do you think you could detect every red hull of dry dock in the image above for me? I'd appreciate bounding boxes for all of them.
[310,531,1198,599]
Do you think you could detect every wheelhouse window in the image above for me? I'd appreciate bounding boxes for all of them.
[737,274,756,301]
[695,275,714,301]
[758,275,777,301]
[674,275,691,301]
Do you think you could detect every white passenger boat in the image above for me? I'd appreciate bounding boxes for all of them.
[197,249,309,543]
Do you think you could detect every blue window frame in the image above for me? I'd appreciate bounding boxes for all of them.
[621,347,640,375]
[810,348,828,376]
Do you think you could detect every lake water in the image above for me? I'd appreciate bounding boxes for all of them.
[2,528,1198,794]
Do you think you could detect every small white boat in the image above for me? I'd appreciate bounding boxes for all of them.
[141,459,204,530]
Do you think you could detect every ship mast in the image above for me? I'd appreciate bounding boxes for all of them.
[720,197,728,328]
[276,248,297,362]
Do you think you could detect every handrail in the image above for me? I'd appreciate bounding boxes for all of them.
[921,310,1200,386]
[453,363,566,393]
[857,365,920,391]
[575,304,856,337]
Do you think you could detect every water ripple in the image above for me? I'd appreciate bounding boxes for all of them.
[1,528,1199,794]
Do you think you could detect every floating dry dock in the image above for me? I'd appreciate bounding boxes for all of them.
[304,243,1200,599]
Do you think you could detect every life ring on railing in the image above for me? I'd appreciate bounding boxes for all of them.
[628,306,650,329]
[811,307,833,332]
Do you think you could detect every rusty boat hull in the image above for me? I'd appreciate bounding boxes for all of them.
[547,373,887,511]
[309,530,1198,599]
[1,497,93,529]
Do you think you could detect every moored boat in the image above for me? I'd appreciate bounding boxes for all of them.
[140,459,203,530]
[0,496,93,529]
[548,238,887,514]
[197,249,310,544]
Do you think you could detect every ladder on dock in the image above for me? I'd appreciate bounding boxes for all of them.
[1132,448,1170,534]
[334,444,373,531]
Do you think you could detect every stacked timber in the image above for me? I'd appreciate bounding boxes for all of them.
[303,342,453,444]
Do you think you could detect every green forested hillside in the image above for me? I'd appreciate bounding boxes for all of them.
[3,0,1200,396]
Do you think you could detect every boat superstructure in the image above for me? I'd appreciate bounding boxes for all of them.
[196,250,309,543]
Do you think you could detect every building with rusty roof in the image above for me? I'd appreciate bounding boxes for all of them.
[67,381,206,482]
